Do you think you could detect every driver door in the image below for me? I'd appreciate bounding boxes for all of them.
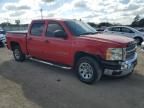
[43,21,72,65]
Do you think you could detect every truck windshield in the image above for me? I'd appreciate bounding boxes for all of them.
[65,20,97,36]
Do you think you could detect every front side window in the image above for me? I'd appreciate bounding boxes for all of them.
[46,22,65,37]
[30,22,45,36]
[111,27,120,32]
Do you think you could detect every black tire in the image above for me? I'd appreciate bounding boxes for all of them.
[13,46,25,62]
[75,56,102,84]
[134,37,143,45]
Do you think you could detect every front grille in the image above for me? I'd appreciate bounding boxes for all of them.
[125,41,136,60]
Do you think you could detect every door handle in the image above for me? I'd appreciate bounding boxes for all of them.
[45,40,49,43]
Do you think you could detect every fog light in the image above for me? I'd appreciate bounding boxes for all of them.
[121,63,128,70]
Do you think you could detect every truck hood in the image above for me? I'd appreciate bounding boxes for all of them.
[79,34,134,45]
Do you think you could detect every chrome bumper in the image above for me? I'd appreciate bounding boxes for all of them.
[104,53,137,76]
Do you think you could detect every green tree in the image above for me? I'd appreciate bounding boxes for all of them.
[131,15,140,27]
[139,18,144,27]
[98,22,113,28]
[0,22,11,28]
[87,22,98,28]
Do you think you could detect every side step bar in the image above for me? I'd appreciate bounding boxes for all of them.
[29,58,72,70]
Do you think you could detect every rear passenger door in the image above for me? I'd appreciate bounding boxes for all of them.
[27,21,46,59]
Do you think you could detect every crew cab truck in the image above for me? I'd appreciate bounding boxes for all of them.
[6,19,137,84]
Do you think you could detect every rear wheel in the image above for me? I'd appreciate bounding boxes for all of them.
[13,46,25,62]
[75,56,102,84]
[134,37,143,45]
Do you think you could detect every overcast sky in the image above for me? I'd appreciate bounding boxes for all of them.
[0,0,144,24]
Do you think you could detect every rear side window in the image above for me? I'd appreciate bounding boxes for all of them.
[30,22,45,36]
[121,27,134,33]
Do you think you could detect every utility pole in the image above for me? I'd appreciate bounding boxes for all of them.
[40,8,43,19]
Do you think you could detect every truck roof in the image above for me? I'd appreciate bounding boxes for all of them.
[32,18,76,22]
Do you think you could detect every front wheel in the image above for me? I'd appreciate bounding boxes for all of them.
[13,46,25,62]
[75,57,102,84]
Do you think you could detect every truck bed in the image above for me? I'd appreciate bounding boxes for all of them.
[7,30,27,35]
[6,31,28,55]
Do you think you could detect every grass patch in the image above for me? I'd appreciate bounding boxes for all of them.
[135,47,144,75]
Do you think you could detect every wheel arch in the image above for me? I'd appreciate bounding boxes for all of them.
[134,36,143,41]
[10,41,20,51]
[73,51,102,68]
[134,36,143,45]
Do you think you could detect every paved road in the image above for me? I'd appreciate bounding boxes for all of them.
[0,48,144,108]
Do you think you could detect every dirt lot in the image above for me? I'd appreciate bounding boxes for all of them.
[0,47,144,108]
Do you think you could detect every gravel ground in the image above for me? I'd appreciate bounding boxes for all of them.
[0,47,144,108]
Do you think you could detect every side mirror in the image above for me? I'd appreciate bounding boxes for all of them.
[54,30,67,39]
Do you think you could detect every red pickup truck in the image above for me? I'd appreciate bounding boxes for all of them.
[6,19,137,84]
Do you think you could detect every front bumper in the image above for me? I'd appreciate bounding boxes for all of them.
[102,53,137,76]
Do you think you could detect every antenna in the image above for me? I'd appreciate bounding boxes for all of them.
[40,8,43,19]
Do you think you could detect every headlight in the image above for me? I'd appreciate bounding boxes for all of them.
[106,48,124,60]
